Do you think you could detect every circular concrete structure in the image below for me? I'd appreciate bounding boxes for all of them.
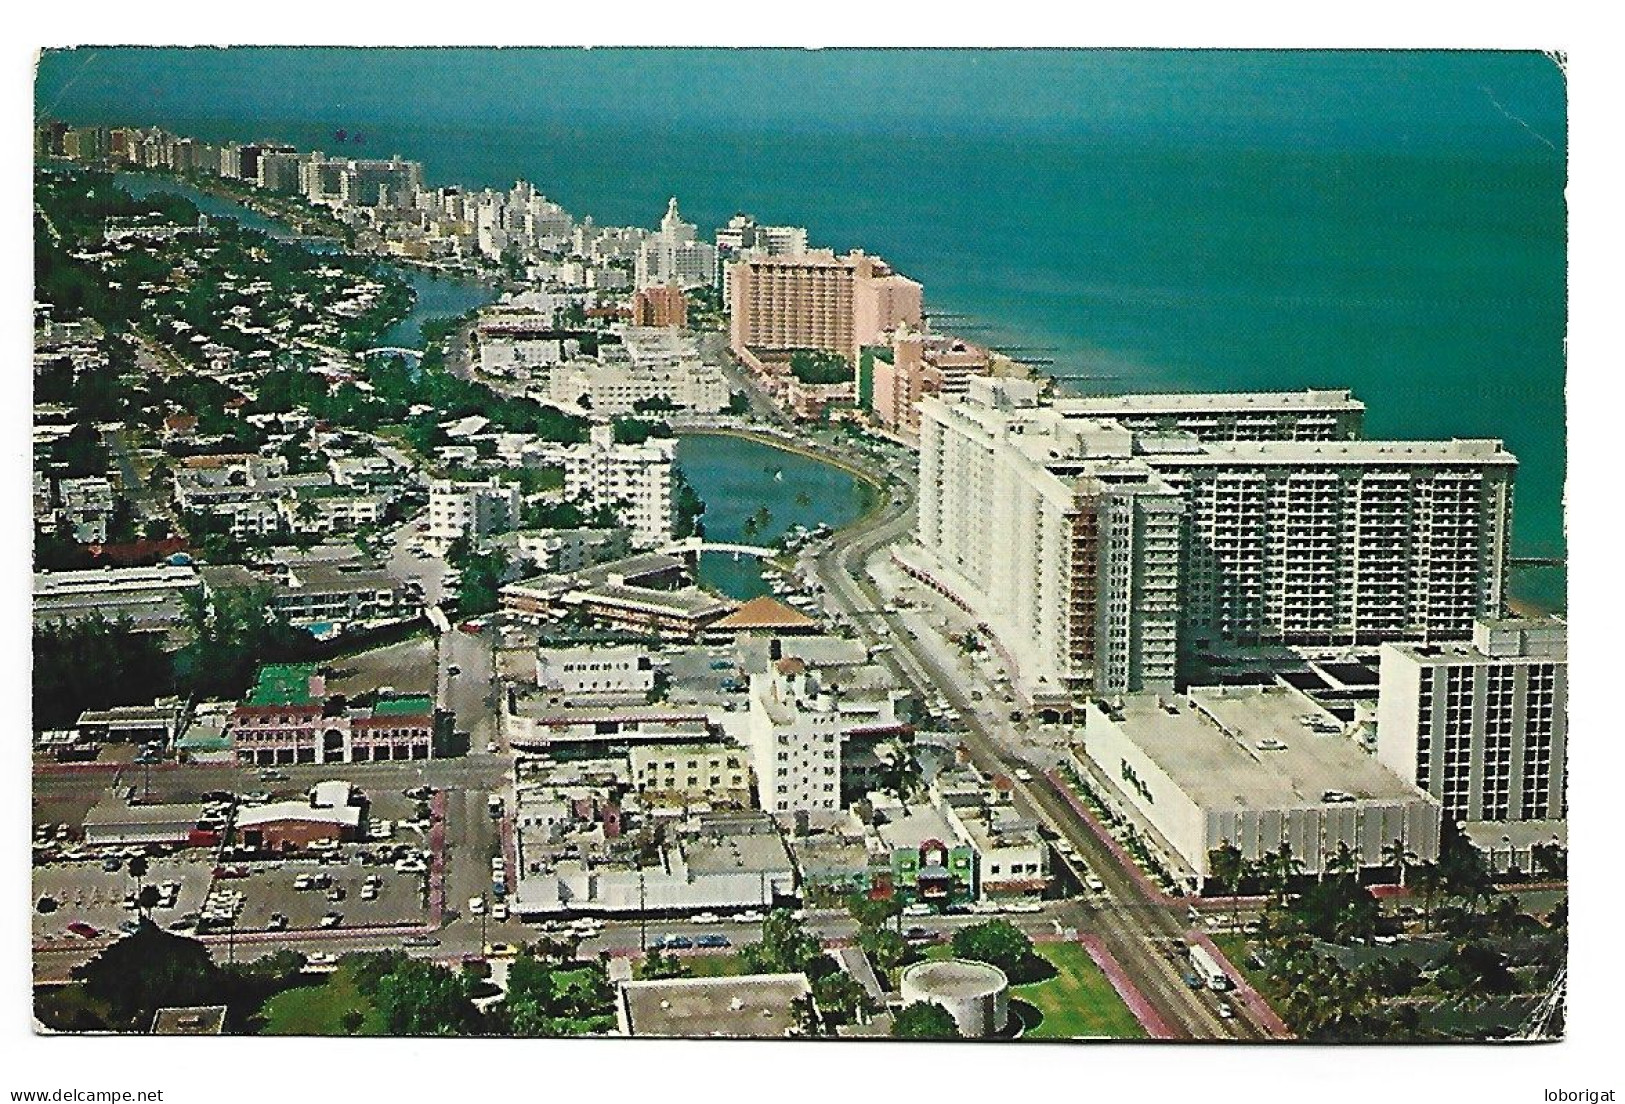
[899,958,1010,1038]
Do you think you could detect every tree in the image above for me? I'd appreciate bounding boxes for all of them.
[1381,838,1416,889]
[950,920,1035,980]
[873,736,922,810]
[372,958,483,1036]
[128,855,150,906]
[1207,841,1246,914]
[811,970,873,1029]
[72,920,222,1030]
[739,909,832,978]
[638,947,690,981]
[859,926,910,974]
[1413,861,1443,933]
[1531,843,1567,880]
[136,884,161,919]
[891,1001,960,1040]
[846,892,904,933]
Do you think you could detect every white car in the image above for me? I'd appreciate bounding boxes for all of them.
[490,901,508,922]
[691,912,720,925]
[468,896,486,916]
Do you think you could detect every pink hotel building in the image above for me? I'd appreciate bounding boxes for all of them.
[728,249,923,374]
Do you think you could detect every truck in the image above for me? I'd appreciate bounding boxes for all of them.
[1188,942,1232,991]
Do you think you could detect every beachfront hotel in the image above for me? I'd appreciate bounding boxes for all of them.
[903,378,1517,711]
[728,248,923,369]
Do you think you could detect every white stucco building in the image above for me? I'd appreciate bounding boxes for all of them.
[1080,686,1441,891]
[1377,617,1567,827]
[426,478,522,542]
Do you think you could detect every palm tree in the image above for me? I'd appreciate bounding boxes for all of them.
[873,737,921,812]
[1413,862,1443,933]
[1207,841,1246,917]
[1326,841,1359,882]
[1382,837,1416,889]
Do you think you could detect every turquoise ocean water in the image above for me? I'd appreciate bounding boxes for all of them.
[36,49,1567,610]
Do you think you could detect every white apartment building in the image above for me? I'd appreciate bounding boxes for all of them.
[1141,434,1516,651]
[909,379,1185,708]
[426,479,522,542]
[1377,617,1567,826]
[629,742,755,808]
[745,656,906,816]
[1053,388,1366,441]
[56,475,115,543]
[909,378,1516,707]
[635,198,718,291]
[559,424,677,549]
[536,645,656,702]
[546,329,729,414]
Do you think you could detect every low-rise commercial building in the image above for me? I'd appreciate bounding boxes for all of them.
[229,664,438,765]
[537,645,656,703]
[34,563,203,630]
[617,974,812,1038]
[1080,685,1441,891]
[513,809,796,917]
[234,781,366,851]
[83,794,212,848]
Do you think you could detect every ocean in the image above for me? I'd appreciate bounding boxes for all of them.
[35,48,1568,610]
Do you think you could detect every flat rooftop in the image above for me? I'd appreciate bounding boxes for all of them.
[1138,436,1516,467]
[1056,388,1363,415]
[682,829,794,877]
[619,974,812,1038]
[150,1006,228,1035]
[1092,687,1431,811]
[246,664,320,707]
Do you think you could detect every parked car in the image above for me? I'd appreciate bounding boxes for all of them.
[67,922,100,939]
[694,934,731,949]
[468,896,486,916]
[268,913,288,930]
[319,912,342,929]
[655,934,693,950]
[490,901,508,921]
[402,935,440,948]
[691,912,720,925]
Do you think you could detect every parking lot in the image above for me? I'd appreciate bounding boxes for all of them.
[227,850,430,934]
[33,855,214,946]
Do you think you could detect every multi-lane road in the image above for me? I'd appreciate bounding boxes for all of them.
[808,452,1271,1041]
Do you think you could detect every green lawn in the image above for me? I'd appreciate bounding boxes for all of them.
[259,966,381,1036]
[1212,934,1274,995]
[894,941,1144,1039]
[1012,943,1146,1040]
[683,953,747,978]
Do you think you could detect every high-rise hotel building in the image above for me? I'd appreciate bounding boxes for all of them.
[728,249,923,369]
[907,379,1517,707]
[1377,618,1566,825]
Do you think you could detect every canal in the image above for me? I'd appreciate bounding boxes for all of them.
[675,432,878,600]
[112,171,495,352]
[110,171,876,602]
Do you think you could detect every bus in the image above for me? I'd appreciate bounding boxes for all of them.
[1188,942,1232,991]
